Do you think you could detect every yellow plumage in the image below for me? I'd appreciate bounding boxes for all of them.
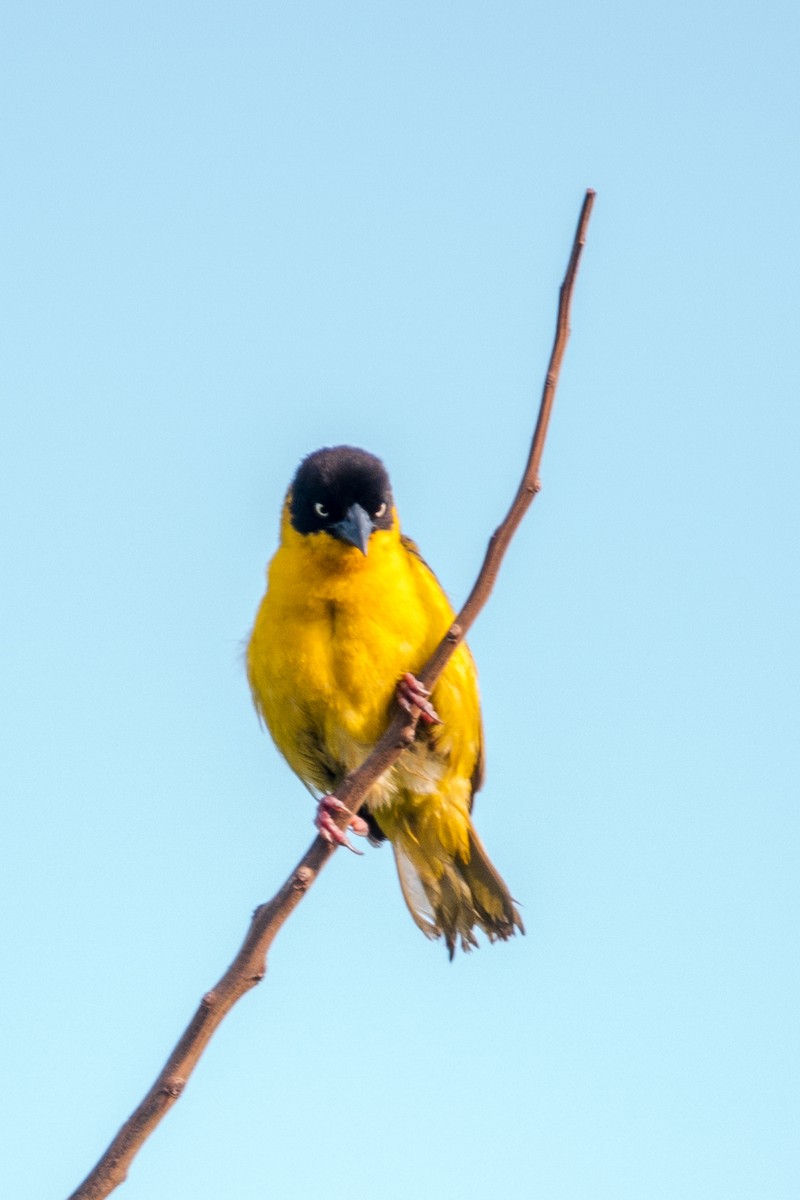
[247,446,522,955]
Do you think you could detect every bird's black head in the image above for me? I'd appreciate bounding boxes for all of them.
[289,445,394,555]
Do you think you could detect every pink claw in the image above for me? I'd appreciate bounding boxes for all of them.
[315,795,369,854]
[396,672,442,726]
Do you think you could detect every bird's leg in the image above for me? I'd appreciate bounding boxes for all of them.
[315,795,369,854]
[396,672,442,725]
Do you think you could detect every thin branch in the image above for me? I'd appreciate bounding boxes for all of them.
[67,188,595,1200]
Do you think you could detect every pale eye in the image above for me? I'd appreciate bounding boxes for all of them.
[314,502,329,518]
[374,502,387,519]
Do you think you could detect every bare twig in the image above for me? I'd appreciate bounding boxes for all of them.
[67,188,595,1200]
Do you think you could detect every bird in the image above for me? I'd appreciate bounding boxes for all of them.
[246,445,523,956]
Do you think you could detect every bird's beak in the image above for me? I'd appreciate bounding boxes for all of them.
[330,503,372,555]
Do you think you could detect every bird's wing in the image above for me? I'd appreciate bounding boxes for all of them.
[400,534,485,805]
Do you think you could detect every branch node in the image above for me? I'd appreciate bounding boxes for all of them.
[292,866,313,891]
[446,623,462,643]
[160,1076,186,1099]
[201,990,217,1010]
[397,727,416,749]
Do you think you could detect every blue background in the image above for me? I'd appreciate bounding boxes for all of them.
[2,3,797,1198]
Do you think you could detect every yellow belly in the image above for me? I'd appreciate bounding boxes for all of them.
[247,520,481,861]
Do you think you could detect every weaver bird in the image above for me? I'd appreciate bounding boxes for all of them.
[247,445,523,956]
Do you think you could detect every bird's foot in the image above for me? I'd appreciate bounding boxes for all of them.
[396,672,442,726]
[315,795,369,854]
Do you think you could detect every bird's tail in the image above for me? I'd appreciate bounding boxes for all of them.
[392,822,524,958]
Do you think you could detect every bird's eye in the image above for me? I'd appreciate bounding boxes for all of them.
[314,502,329,518]
[374,502,387,518]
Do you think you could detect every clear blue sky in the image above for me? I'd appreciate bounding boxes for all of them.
[2,3,798,1198]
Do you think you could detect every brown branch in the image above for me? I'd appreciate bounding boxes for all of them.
[67,188,595,1200]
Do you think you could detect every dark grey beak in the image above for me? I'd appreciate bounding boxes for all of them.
[330,502,372,555]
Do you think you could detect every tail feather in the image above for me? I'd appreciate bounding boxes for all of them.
[393,823,524,958]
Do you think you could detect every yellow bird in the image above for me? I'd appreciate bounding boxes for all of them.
[247,446,523,956]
